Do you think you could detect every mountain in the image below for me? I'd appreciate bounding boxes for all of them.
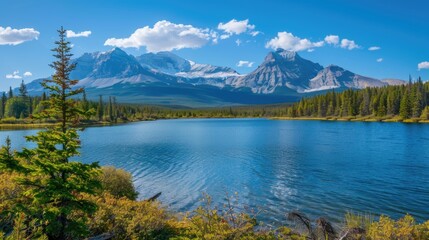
[24,48,402,107]
[71,48,146,80]
[136,51,191,74]
[227,49,323,93]
[136,51,240,84]
[306,65,386,92]
[381,79,407,86]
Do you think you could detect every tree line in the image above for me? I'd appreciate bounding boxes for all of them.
[285,79,429,120]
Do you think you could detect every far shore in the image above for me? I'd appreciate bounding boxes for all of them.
[1,115,429,130]
[271,116,429,123]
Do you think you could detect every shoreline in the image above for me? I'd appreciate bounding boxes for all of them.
[270,116,429,123]
[1,116,429,130]
[0,119,152,130]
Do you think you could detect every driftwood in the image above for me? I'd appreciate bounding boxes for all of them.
[145,192,162,202]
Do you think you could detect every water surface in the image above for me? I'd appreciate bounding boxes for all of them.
[1,119,428,224]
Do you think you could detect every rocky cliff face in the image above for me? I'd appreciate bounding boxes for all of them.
[227,49,323,93]
[306,65,385,92]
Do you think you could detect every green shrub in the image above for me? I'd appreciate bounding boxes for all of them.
[367,215,429,240]
[100,166,139,200]
[86,192,179,239]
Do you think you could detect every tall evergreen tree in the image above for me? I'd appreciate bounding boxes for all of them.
[399,88,411,119]
[0,92,6,118]
[19,79,28,98]
[0,27,100,239]
[108,96,113,121]
[8,86,13,98]
[96,95,103,121]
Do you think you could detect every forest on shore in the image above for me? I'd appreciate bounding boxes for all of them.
[2,79,429,127]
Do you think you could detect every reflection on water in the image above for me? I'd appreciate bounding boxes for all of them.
[1,119,428,224]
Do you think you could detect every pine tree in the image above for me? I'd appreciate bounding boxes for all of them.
[19,79,28,98]
[96,95,103,121]
[108,96,113,121]
[399,88,411,119]
[0,27,101,239]
[82,90,89,112]
[0,92,6,118]
[420,106,429,120]
[8,86,13,98]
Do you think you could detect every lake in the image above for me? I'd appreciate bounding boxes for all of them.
[1,118,428,225]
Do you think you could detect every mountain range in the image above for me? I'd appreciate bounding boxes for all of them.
[25,48,405,107]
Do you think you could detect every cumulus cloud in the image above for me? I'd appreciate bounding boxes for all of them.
[6,70,22,79]
[237,60,254,67]
[265,31,324,52]
[340,39,360,50]
[218,19,255,35]
[104,20,214,52]
[66,30,91,38]
[324,34,361,50]
[324,35,339,45]
[0,26,40,45]
[217,19,256,39]
[418,61,429,70]
[376,58,383,62]
[369,46,381,51]
[23,71,33,77]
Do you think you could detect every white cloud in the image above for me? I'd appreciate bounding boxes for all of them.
[324,35,339,45]
[265,31,324,52]
[250,31,261,37]
[325,35,360,50]
[237,60,254,67]
[418,61,429,70]
[235,39,242,46]
[217,19,257,39]
[220,34,230,40]
[376,58,383,62]
[218,19,254,35]
[369,46,381,51]
[104,20,214,52]
[0,26,39,45]
[66,30,92,38]
[23,71,32,77]
[6,70,22,79]
[340,39,360,50]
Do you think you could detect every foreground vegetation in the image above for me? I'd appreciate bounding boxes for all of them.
[2,163,429,239]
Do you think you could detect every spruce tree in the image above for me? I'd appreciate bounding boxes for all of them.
[96,95,103,121]
[8,86,13,98]
[0,27,101,239]
[108,96,113,121]
[399,88,411,119]
[19,79,28,98]
[0,92,6,118]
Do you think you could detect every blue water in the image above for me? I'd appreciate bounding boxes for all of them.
[1,119,429,224]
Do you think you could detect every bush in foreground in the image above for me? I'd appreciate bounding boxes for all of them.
[99,166,139,200]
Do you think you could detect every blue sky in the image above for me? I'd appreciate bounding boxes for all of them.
[1,0,428,91]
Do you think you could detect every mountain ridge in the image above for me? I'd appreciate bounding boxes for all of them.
[23,47,406,107]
